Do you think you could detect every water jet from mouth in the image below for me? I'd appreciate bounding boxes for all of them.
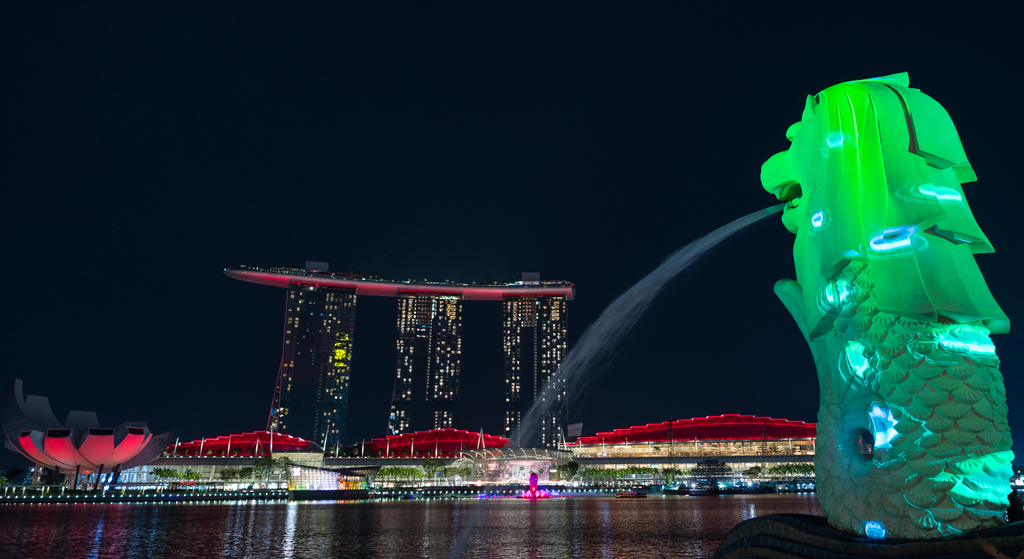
[446,203,784,558]
[510,203,785,448]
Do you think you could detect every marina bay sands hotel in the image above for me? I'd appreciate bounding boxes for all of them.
[225,263,575,450]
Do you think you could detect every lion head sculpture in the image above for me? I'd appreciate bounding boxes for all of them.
[761,72,1007,339]
[760,73,1014,539]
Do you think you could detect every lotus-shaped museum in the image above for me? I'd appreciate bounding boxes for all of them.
[1,378,173,479]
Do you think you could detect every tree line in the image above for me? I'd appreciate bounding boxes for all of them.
[377,459,472,479]
[581,466,659,478]
[151,457,292,484]
[765,463,814,476]
[572,463,815,480]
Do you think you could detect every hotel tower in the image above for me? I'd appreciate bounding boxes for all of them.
[226,265,574,447]
[502,283,569,447]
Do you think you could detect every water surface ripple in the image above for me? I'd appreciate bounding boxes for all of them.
[0,494,821,558]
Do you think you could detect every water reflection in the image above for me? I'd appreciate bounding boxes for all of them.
[282,502,296,557]
[600,500,613,558]
[0,494,821,559]
[744,502,756,521]
[86,505,105,559]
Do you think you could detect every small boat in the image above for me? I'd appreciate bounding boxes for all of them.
[616,486,648,499]
[662,483,688,496]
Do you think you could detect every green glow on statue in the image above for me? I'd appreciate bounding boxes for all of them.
[918,184,963,202]
[843,341,870,380]
[762,72,1014,539]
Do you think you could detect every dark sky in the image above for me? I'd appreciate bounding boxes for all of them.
[3,4,1023,470]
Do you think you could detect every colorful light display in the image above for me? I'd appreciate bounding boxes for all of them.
[368,428,507,457]
[762,73,1014,538]
[166,431,311,457]
[1,378,173,480]
[225,268,576,301]
[572,415,816,445]
[515,472,554,499]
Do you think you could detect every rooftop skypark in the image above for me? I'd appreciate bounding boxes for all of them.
[224,266,575,301]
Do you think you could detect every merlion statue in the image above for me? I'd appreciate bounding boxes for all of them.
[762,73,1014,538]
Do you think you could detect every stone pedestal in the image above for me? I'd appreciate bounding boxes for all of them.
[714,514,1023,559]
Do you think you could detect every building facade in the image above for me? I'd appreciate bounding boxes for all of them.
[503,295,569,448]
[566,415,816,474]
[269,282,356,450]
[390,293,463,433]
[227,265,574,444]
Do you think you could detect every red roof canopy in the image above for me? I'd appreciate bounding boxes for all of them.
[569,415,816,446]
[167,431,311,457]
[368,429,507,457]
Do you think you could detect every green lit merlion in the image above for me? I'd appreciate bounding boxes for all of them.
[762,73,1014,538]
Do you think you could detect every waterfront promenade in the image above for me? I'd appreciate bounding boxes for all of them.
[0,493,824,558]
[0,487,286,504]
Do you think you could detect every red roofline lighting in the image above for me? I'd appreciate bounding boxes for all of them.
[166,431,311,457]
[568,415,816,446]
[225,268,575,301]
[367,429,508,457]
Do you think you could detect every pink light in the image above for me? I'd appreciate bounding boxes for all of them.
[19,432,72,468]
[77,431,115,466]
[368,428,507,456]
[225,269,576,301]
[516,473,554,499]
[569,414,816,445]
[42,430,96,468]
[167,431,311,457]
[113,429,151,463]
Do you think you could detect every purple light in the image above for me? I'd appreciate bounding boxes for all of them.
[516,473,553,499]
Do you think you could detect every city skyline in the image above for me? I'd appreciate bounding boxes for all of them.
[4,3,1022,474]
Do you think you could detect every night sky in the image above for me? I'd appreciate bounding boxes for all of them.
[3,4,1023,470]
